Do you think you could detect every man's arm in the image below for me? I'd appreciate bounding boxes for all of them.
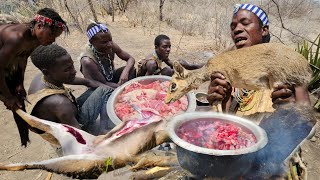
[113,43,135,84]
[163,58,173,69]
[145,60,159,75]
[178,59,205,70]
[15,58,28,101]
[68,77,114,90]
[271,84,311,107]
[0,33,24,110]
[80,57,119,88]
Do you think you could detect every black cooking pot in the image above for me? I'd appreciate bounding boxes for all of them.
[176,145,255,179]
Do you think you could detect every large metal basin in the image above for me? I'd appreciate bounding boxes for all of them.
[106,75,197,125]
[166,112,268,179]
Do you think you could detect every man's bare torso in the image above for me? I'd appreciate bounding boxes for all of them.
[28,74,78,124]
[0,23,38,70]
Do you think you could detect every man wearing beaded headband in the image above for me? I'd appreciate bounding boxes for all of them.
[80,22,136,89]
[0,8,68,146]
[207,4,310,116]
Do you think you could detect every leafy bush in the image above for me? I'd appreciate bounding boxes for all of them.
[297,35,320,110]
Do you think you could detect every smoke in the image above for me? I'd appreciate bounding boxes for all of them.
[243,104,315,179]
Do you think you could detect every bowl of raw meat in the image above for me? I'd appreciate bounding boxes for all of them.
[167,112,268,179]
[107,75,197,125]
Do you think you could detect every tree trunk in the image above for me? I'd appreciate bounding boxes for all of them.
[159,0,165,21]
[87,0,98,22]
[63,0,83,32]
[112,0,115,22]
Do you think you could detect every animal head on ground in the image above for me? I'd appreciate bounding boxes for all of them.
[165,61,206,104]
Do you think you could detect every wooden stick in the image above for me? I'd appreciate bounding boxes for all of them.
[45,172,53,180]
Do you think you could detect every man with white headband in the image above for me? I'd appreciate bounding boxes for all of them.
[231,3,270,49]
[207,3,310,116]
[80,22,136,89]
[206,3,311,179]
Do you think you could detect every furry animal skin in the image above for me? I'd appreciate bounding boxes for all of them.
[165,43,312,103]
[0,110,176,179]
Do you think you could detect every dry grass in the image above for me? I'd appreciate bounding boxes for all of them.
[1,0,319,51]
[125,0,320,50]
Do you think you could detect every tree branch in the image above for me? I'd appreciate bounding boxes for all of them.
[270,31,285,44]
[271,0,318,47]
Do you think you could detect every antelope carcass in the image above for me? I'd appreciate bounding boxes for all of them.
[165,43,312,103]
[0,109,177,179]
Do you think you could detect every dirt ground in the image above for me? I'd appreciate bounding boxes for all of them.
[0,16,319,180]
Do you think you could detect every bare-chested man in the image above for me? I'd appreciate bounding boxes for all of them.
[28,44,114,135]
[80,22,136,89]
[0,8,68,146]
[137,34,204,77]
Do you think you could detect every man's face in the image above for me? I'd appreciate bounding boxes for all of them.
[90,32,113,53]
[47,54,77,84]
[156,39,171,59]
[230,9,267,49]
[35,24,63,45]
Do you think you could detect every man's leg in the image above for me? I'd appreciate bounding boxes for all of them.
[76,88,95,107]
[78,86,114,135]
[145,60,161,75]
[160,67,174,76]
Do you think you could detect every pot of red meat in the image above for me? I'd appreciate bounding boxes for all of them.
[107,75,197,125]
[167,112,268,179]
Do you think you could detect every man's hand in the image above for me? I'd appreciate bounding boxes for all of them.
[16,84,26,99]
[271,84,310,107]
[271,84,295,108]
[4,96,22,110]
[207,73,232,105]
[118,71,129,85]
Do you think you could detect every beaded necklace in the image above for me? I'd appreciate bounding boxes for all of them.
[41,75,75,103]
[90,44,114,81]
[234,88,258,112]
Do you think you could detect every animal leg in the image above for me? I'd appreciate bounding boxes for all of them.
[15,109,52,133]
[15,109,96,155]
[0,154,106,179]
[155,130,170,145]
[130,166,180,180]
[130,150,178,170]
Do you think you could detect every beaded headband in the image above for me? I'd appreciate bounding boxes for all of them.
[86,23,108,40]
[34,14,67,31]
[234,4,269,26]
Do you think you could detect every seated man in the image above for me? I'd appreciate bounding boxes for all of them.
[80,22,136,89]
[137,34,204,76]
[28,44,114,135]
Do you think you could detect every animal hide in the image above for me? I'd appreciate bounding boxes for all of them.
[165,43,312,104]
[0,109,175,179]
